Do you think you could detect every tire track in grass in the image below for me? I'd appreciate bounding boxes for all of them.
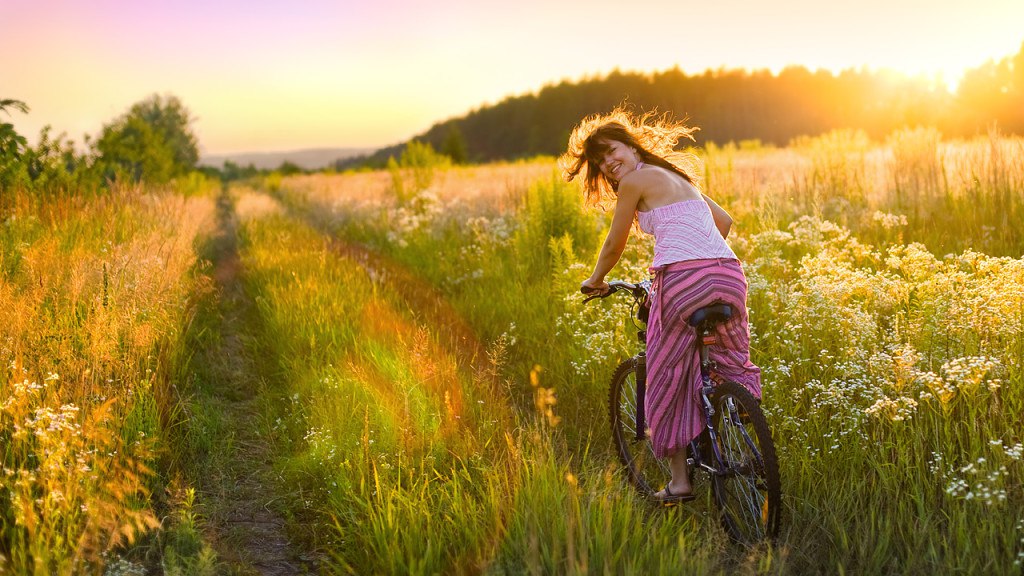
[270,191,523,573]
[274,190,507,427]
[198,188,320,574]
[336,241,491,379]
[330,245,522,574]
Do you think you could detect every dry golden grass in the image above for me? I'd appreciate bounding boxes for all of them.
[0,187,215,573]
[283,159,554,214]
[233,185,285,223]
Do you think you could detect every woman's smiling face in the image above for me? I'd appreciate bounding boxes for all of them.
[596,138,639,182]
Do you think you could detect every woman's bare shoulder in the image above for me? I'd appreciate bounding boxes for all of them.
[620,165,673,188]
[627,165,697,192]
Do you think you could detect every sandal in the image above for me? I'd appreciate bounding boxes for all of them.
[655,483,696,504]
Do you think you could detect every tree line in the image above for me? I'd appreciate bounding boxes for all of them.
[1,94,204,198]
[344,40,1024,168]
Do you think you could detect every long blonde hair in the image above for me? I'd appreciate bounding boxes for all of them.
[559,106,702,207]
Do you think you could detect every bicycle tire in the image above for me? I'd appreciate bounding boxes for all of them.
[706,380,781,544]
[608,358,670,496]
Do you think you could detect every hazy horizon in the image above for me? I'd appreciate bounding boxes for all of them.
[198,146,374,170]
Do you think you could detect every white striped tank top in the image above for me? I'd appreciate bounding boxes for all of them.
[637,199,737,267]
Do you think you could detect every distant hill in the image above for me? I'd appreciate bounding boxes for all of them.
[200,147,373,170]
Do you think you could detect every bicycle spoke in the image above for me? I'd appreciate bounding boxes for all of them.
[709,383,780,544]
[718,473,763,535]
[610,360,671,495]
[719,419,766,536]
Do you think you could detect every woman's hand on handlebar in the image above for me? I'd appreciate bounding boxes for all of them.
[580,277,610,296]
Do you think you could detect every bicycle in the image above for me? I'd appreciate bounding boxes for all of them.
[583,280,781,544]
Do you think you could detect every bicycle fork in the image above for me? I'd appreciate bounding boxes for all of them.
[634,352,647,442]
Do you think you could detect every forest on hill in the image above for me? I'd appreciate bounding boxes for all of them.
[346,41,1024,167]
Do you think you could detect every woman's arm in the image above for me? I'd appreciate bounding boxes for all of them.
[582,180,643,293]
[701,193,733,238]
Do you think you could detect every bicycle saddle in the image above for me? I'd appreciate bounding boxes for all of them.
[687,303,733,327]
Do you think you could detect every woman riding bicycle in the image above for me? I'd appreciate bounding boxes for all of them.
[561,107,761,503]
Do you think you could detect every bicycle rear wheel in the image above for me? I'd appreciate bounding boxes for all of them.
[609,358,670,496]
[706,380,781,544]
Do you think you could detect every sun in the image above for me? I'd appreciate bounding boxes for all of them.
[884,60,970,93]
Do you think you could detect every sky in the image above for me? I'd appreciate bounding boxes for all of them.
[3,0,1024,156]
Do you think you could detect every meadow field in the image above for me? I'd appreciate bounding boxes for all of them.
[2,127,1023,574]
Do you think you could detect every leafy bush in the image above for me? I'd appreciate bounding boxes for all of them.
[94,94,199,185]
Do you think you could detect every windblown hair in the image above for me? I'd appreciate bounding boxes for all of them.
[559,106,702,207]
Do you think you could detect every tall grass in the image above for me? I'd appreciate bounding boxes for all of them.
[3,125,1020,573]
[0,183,215,573]
[702,128,1024,256]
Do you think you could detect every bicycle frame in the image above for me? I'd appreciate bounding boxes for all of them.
[688,324,765,478]
[588,280,780,542]
[583,281,765,478]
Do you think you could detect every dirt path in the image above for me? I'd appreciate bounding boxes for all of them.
[197,189,318,574]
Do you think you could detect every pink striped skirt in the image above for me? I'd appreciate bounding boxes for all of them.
[645,258,761,458]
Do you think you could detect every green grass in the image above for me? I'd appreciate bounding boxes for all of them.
[256,128,1024,573]
[4,128,1022,574]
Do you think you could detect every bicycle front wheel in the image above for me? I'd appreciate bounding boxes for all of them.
[706,380,781,544]
[609,358,670,496]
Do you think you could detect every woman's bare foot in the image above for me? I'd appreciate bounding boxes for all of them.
[654,479,695,502]
[655,451,694,502]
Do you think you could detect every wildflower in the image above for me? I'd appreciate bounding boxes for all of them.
[918,371,955,406]
[945,477,968,497]
[529,364,543,387]
[941,356,1000,395]
[534,386,561,427]
[871,210,908,230]
[865,395,917,421]
[1007,444,1023,460]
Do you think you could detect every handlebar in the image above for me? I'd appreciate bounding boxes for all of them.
[581,280,649,304]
